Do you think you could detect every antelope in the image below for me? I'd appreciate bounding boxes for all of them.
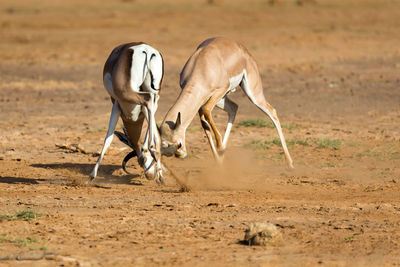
[160,37,294,168]
[90,42,165,184]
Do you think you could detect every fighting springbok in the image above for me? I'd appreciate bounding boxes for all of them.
[90,42,165,184]
[160,37,293,168]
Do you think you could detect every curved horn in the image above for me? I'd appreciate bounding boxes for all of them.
[115,130,134,148]
[122,150,137,174]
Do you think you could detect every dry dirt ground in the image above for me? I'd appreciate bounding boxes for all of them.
[0,0,399,266]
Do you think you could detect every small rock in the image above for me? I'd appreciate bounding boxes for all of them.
[243,222,281,246]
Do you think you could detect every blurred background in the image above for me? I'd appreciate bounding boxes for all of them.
[1,0,399,66]
[1,0,399,115]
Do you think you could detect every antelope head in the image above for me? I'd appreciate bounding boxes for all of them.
[160,112,187,158]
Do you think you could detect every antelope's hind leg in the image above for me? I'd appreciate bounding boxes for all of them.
[240,75,294,169]
[259,102,294,169]
[90,101,121,180]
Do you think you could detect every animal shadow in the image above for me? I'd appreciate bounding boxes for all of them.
[0,176,47,185]
[31,163,141,185]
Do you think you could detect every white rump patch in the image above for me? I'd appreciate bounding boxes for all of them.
[129,44,163,93]
[129,45,148,92]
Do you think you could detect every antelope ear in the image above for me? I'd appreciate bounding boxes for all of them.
[174,112,182,130]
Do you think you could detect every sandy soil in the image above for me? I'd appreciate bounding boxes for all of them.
[0,0,399,265]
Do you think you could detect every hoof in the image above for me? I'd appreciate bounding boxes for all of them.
[155,175,165,185]
[89,169,97,181]
[288,161,294,169]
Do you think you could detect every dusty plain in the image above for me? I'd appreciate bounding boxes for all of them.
[0,0,399,266]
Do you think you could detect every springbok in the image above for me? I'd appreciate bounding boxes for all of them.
[160,37,293,168]
[90,42,165,184]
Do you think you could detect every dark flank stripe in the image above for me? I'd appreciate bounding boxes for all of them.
[124,48,134,89]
